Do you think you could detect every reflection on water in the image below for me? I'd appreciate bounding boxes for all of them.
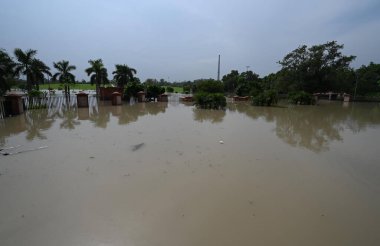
[229,101,380,152]
[1,100,380,152]
[193,108,226,123]
[116,102,168,126]
[1,100,380,246]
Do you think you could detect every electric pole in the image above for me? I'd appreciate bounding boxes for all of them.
[217,55,220,81]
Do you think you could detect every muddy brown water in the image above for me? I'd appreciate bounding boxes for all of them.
[1,100,380,246]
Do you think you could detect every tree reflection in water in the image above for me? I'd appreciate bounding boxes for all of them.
[1,101,379,150]
[59,104,80,130]
[89,104,111,128]
[117,102,168,125]
[24,109,55,140]
[230,102,380,153]
[193,108,226,123]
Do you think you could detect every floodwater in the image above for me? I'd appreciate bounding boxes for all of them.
[1,98,380,246]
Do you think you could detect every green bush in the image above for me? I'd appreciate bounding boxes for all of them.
[166,86,174,93]
[124,82,144,100]
[194,92,226,109]
[183,84,192,94]
[252,90,278,106]
[288,91,315,105]
[195,79,224,93]
[28,89,43,98]
[147,85,165,100]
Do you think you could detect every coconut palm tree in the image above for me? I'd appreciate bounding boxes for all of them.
[0,49,15,95]
[52,60,76,96]
[13,48,51,92]
[112,64,137,89]
[30,59,51,91]
[14,48,37,92]
[85,59,108,96]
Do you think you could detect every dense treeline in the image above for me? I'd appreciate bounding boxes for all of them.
[1,41,380,105]
[0,48,138,97]
[190,41,380,106]
[220,41,380,104]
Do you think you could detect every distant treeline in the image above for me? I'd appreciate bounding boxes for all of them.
[1,41,380,99]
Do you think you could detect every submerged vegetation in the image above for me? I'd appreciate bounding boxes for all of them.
[194,92,226,109]
[193,79,226,109]
[252,89,278,106]
[288,91,316,105]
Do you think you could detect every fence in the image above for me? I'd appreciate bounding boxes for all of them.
[0,97,5,119]
[23,95,99,110]
[0,95,99,118]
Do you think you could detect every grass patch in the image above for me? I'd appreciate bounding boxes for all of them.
[163,86,183,93]
[39,83,95,90]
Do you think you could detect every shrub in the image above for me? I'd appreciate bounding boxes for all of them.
[194,92,226,109]
[28,90,43,98]
[166,86,174,93]
[252,90,278,106]
[288,91,315,105]
[146,85,165,100]
[195,79,224,93]
[124,82,144,100]
[183,85,192,94]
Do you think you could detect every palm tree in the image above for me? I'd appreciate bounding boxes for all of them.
[13,48,51,92]
[85,59,108,96]
[0,49,15,95]
[112,64,137,89]
[30,59,51,91]
[14,48,37,92]
[52,60,76,96]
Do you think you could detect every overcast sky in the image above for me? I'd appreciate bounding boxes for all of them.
[1,0,380,82]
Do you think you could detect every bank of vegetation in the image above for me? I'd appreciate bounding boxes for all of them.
[1,41,380,108]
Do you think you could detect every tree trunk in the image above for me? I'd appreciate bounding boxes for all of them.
[96,83,100,98]
[27,76,32,92]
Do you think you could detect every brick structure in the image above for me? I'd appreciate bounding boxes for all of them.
[99,87,123,100]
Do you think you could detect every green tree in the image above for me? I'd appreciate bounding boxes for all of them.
[182,81,194,94]
[278,41,356,93]
[85,59,108,96]
[13,48,37,92]
[194,79,224,93]
[261,73,279,91]
[166,86,174,93]
[30,59,51,90]
[252,89,278,106]
[355,62,380,96]
[193,79,226,109]
[222,70,239,93]
[112,64,136,89]
[236,71,261,96]
[52,60,76,96]
[146,84,165,100]
[194,92,226,109]
[0,49,15,95]
[124,81,144,100]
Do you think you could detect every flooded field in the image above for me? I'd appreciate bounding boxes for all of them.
[1,99,380,246]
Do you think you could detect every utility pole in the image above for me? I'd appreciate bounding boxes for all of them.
[217,55,220,81]
[353,71,358,101]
